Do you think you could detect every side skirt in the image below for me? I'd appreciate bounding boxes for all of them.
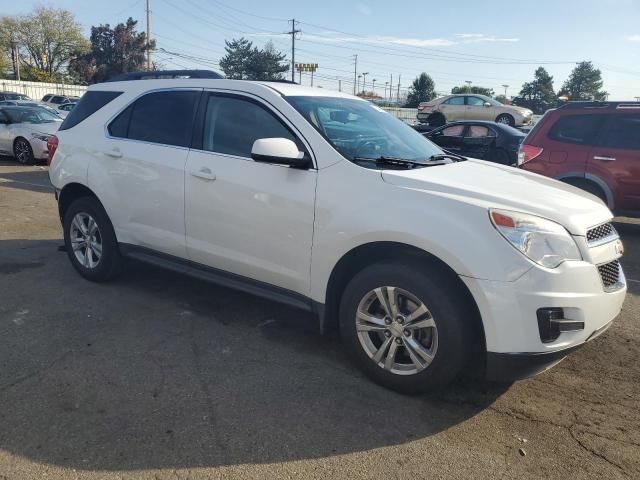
[119,243,319,314]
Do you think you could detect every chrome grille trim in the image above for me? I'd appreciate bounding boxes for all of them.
[586,222,618,247]
[597,260,624,292]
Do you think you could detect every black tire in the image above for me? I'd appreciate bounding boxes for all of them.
[495,114,515,127]
[13,138,34,165]
[488,148,513,166]
[339,262,473,394]
[63,196,122,282]
[427,112,446,127]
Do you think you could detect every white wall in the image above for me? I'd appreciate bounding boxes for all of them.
[0,79,86,101]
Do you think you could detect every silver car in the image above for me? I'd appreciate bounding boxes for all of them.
[0,106,62,164]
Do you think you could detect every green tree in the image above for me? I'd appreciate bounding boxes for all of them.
[0,17,20,79]
[405,73,436,107]
[220,38,288,80]
[69,18,153,84]
[13,6,89,82]
[512,67,557,114]
[451,85,494,96]
[559,61,607,101]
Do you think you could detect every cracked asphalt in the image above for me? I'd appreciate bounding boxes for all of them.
[0,159,639,479]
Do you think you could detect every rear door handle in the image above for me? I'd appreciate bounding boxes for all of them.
[104,148,122,158]
[191,167,216,181]
[593,155,616,162]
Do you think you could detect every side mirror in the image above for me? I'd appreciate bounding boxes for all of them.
[251,138,311,169]
[483,102,491,107]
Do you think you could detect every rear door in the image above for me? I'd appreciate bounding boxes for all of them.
[184,91,317,295]
[91,88,200,258]
[542,113,606,179]
[461,124,496,159]
[588,112,640,213]
[0,109,11,153]
[439,96,465,121]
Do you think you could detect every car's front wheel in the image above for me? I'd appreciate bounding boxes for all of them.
[495,114,515,127]
[63,197,122,282]
[13,138,34,164]
[339,262,473,393]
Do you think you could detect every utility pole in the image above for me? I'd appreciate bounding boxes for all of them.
[353,54,358,95]
[372,79,376,96]
[146,0,152,70]
[502,84,509,98]
[288,19,301,82]
[390,74,393,102]
[338,78,342,92]
[357,74,362,94]
[11,40,20,81]
[397,74,401,103]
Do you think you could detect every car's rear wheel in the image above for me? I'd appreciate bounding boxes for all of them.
[63,197,122,282]
[339,262,472,394]
[427,112,446,127]
[495,114,515,127]
[13,138,34,164]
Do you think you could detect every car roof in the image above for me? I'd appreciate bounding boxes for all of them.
[89,78,359,100]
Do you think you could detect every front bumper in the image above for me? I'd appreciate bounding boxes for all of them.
[462,259,626,379]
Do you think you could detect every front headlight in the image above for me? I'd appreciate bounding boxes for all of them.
[489,209,582,268]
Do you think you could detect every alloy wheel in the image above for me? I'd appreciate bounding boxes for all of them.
[14,140,31,164]
[70,212,103,269]
[355,286,438,375]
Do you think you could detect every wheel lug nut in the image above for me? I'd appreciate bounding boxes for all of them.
[384,330,391,337]
[396,317,404,324]
[395,338,402,344]
[404,329,410,337]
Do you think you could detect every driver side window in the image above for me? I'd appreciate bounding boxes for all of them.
[202,94,302,158]
[467,97,486,106]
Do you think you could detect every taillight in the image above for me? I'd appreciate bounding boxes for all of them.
[517,144,543,166]
[47,135,58,166]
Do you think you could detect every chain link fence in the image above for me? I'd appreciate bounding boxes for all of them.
[0,79,87,101]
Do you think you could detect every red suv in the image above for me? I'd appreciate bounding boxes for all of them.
[519,102,640,216]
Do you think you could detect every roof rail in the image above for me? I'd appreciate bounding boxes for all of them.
[561,100,640,109]
[104,70,224,82]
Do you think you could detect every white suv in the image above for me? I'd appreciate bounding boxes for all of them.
[48,73,626,393]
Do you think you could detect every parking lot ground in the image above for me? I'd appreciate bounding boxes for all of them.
[0,159,639,479]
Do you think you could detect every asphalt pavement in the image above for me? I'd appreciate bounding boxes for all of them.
[0,159,638,479]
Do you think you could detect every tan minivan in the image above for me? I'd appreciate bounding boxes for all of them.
[417,94,533,127]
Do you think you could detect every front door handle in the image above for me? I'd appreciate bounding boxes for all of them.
[593,155,616,162]
[191,167,216,181]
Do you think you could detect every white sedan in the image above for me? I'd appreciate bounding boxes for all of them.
[0,106,62,164]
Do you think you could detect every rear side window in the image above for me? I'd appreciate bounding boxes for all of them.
[548,114,605,145]
[600,114,640,150]
[109,90,198,147]
[59,91,122,131]
[445,97,464,105]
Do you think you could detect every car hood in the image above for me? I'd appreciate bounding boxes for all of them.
[381,159,611,235]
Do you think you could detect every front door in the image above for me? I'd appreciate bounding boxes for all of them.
[185,92,317,296]
[465,96,494,121]
[588,113,640,213]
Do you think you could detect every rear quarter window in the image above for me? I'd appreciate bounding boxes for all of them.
[547,114,605,145]
[59,91,123,131]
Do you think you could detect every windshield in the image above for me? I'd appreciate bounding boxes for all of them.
[5,108,61,124]
[285,96,443,163]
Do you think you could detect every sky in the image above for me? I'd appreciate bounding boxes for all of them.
[3,0,640,99]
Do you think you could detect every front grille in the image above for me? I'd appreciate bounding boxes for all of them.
[587,223,616,244]
[598,260,621,289]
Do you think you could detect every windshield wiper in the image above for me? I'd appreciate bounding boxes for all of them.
[352,156,428,169]
[428,153,467,162]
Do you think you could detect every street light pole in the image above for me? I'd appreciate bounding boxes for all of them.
[502,84,509,98]
[362,72,369,94]
[357,75,362,94]
[372,79,376,96]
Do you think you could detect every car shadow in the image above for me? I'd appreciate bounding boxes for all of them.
[0,239,509,472]
[0,159,52,194]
